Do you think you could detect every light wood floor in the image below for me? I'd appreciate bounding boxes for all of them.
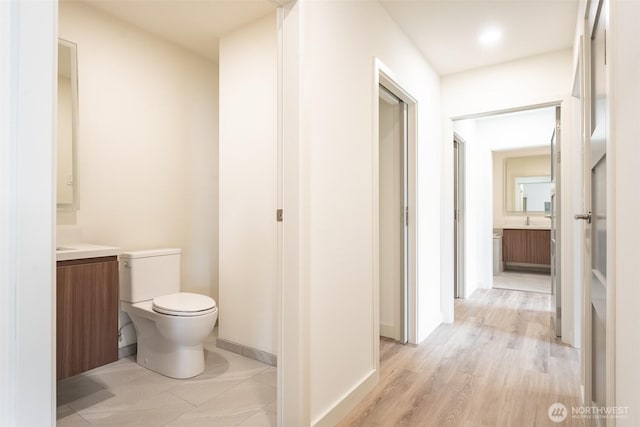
[339,289,583,427]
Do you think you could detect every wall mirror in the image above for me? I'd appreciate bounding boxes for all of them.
[57,39,78,210]
[504,154,551,214]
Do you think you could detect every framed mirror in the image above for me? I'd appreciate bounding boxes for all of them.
[57,39,78,210]
[504,154,551,214]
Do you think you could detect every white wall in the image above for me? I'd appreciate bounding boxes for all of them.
[0,1,56,425]
[218,13,278,356]
[442,49,573,118]
[442,49,579,346]
[301,2,442,424]
[59,3,220,345]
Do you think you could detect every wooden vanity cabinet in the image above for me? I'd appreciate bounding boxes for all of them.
[502,229,551,267]
[56,256,119,380]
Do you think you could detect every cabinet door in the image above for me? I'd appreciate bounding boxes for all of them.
[528,229,551,265]
[57,257,118,380]
[503,229,551,265]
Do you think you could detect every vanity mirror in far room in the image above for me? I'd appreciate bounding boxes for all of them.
[57,39,78,211]
[503,153,551,215]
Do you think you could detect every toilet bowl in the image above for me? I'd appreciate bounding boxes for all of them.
[119,249,218,379]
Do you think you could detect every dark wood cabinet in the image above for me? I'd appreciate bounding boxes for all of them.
[57,256,119,380]
[502,229,551,267]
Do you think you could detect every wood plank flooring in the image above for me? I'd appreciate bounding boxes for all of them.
[339,289,583,427]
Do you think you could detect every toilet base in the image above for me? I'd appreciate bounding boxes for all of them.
[136,339,205,379]
[122,300,216,379]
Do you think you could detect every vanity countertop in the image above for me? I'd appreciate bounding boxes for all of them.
[501,225,551,230]
[56,243,121,262]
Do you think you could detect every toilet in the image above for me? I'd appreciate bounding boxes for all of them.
[119,248,217,379]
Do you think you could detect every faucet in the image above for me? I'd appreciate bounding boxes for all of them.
[526,216,530,226]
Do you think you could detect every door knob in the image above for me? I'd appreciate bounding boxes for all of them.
[574,211,592,224]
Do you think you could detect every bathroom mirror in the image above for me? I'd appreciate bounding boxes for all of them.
[504,154,551,214]
[57,39,78,210]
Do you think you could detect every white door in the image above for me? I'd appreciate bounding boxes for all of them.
[379,84,408,344]
[577,0,609,424]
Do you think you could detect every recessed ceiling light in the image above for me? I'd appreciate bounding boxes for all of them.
[479,28,502,45]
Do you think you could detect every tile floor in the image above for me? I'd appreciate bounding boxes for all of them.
[57,333,276,426]
[493,270,552,293]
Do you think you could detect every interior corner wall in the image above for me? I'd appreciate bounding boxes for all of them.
[58,3,220,348]
[218,13,278,356]
[302,2,442,424]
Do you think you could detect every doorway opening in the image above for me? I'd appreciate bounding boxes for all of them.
[378,84,408,343]
[452,105,561,325]
[374,62,418,351]
[453,133,465,299]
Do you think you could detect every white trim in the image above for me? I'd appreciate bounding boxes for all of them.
[0,1,18,423]
[278,1,308,425]
[1,1,57,425]
[578,7,592,408]
[603,0,616,419]
[312,370,378,427]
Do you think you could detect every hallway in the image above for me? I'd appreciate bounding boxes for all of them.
[340,289,583,426]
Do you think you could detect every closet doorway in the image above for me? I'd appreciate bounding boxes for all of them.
[378,84,409,344]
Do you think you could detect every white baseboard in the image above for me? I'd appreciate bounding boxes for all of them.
[312,369,378,427]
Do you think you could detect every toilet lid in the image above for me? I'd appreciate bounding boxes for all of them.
[152,292,217,317]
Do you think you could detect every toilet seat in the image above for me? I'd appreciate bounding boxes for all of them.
[152,292,217,317]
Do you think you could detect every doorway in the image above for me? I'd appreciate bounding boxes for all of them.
[453,134,466,299]
[452,106,559,305]
[378,84,408,344]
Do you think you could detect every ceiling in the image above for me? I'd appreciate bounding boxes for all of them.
[76,0,578,74]
[380,0,579,75]
[78,0,277,63]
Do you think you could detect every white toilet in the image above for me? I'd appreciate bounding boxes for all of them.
[119,248,217,379]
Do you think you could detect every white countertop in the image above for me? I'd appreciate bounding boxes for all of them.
[56,243,121,262]
[501,225,550,230]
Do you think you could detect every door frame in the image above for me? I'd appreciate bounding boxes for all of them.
[372,58,418,365]
[378,84,409,343]
[453,133,466,299]
[551,106,562,337]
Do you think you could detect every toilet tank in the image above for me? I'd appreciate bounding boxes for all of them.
[119,248,181,303]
